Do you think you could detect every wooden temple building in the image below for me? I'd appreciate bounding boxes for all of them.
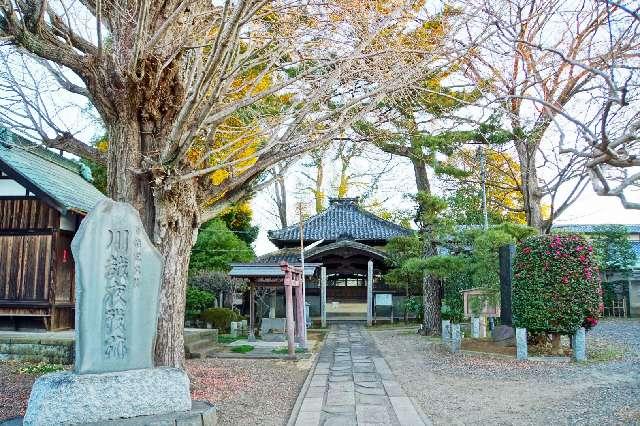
[230,198,415,325]
[0,128,104,330]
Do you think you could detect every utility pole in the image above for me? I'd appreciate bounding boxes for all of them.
[298,202,307,348]
[477,145,489,230]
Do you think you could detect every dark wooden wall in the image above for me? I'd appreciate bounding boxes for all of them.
[0,198,59,230]
[0,197,78,329]
[0,233,53,301]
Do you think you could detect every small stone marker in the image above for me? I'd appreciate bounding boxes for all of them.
[516,327,528,360]
[241,319,248,332]
[450,324,461,353]
[230,321,238,337]
[441,320,451,344]
[22,199,206,425]
[471,317,480,338]
[571,327,586,361]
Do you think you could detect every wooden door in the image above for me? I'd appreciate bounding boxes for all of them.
[0,233,53,301]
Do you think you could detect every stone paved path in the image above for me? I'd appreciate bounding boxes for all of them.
[293,324,427,426]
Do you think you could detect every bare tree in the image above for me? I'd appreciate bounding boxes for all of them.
[0,1,477,366]
[462,0,638,231]
[270,163,289,228]
[300,148,327,213]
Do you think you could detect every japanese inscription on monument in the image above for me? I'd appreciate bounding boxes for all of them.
[72,199,163,374]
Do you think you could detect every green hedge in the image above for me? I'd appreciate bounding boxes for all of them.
[513,234,602,334]
[200,308,243,332]
[185,287,215,320]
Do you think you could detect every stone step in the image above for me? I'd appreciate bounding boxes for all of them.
[184,329,217,344]
[186,338,218,353]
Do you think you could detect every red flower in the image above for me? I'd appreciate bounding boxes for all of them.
[523,247,532,254]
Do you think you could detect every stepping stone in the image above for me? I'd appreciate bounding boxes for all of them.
[355,394,388,405]
[382,380,405,397]
[326,391,355,406]
[329,382,355,393]
[356,404,391,425]
[311,375,328,387]
[331,366,352,372]
[330,371,353,377]
[329,375,353,382]
[353,365,376,373]
[355,381,383,389]
[323,405,355,415]
[355,385,386,396]
[323,414,357,426]
[389,396,426,426]
[305,386,326,398]
[354,373,380,383]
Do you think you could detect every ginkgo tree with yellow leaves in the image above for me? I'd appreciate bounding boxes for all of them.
[0,1,486,366]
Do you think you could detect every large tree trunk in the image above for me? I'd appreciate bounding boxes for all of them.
[411,157,442,334]
[106,117,199,369]
[421,236,442,335]
[515,139,545,232]
[412,157,431,193]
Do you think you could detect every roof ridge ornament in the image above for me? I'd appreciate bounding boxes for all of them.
[329,197,359,206]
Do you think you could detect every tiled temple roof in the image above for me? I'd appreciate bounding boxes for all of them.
[268,198,413,247]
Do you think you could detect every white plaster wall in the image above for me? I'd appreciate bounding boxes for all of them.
[0,179,27,196]
[60,213,76,231]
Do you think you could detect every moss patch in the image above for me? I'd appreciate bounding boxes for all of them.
[231,345,254,354]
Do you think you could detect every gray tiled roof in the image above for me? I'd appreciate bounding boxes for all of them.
[229,263,322,278]
[256,240,390,264]
[0,128,104,214]
[268,198,413,246]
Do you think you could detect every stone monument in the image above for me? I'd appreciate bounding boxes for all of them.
[494,244,516,346]
[19,199,215,425]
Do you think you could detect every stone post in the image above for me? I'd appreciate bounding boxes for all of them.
[295,278,306,347]
[248,282,256,342]
[450,324,461,353]
[241,319,247,333]
[516,328,528,360]
[571,327,586,362]
[479,316,487,338]
[367,260,373,326]
[230,322,238,338]
[321,267,327,328]
[441,320,451,344]
[471,317,480,338]
[269,290,276,319]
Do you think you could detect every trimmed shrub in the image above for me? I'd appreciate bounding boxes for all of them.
[200,308,243,332]
[513,234,603,335]
[185,287,215,320]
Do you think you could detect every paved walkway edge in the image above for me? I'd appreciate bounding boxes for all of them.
[287,338,325,426]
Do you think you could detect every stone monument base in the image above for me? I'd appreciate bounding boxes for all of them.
[2,401,216,426]
[21,367,193,425]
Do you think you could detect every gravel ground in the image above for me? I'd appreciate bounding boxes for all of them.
[369,318,640,426]
[188,357,312,425]
[0,357,312,424]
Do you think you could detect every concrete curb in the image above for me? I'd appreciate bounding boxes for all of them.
[286,333,327,426]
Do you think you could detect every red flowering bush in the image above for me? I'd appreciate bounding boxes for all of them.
[513,234,602,335]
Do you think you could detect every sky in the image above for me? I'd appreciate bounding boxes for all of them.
[250,151,640,256]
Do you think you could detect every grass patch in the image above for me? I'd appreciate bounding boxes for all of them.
[16,362,65,376]
[272,347,306,354]
[218,334,245,344]
[231,345,254,353]
[587,343,625,363]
